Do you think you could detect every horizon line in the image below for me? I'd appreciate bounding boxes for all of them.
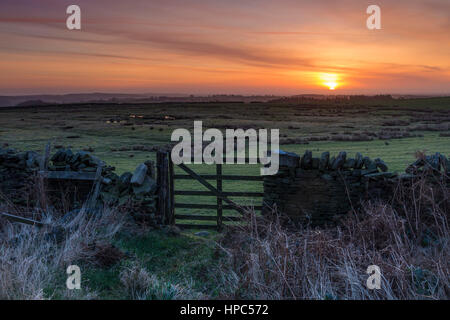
[2,92,450,98]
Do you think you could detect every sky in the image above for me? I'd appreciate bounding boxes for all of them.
[0,0,449,95]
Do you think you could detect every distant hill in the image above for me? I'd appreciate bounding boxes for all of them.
[0,93,279,107]
[16,100,50,107]
[1,93,447,108]
[0,93,193,107]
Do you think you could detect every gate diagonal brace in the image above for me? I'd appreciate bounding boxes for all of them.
[177,163,247,215]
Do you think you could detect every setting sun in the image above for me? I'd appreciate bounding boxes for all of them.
[319,73,340,90]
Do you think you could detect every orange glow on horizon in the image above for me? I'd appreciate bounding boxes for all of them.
[319,73,340,91]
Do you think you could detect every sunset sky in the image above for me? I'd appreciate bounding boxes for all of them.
[0,0,449,95]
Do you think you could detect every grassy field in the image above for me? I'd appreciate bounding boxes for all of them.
[0,97,449,171]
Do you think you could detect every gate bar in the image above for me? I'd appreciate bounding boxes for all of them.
[0,212,46,227]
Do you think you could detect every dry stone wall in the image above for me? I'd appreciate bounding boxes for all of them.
[263,150,449,226]
[0,148,41,205]
[0,147,159,223]
[2,145,448,228]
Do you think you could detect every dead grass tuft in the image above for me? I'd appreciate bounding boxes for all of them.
[0,206,125,299]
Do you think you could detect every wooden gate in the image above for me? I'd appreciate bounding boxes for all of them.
[157,151,264,231]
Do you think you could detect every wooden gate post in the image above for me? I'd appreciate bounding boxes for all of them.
[168,155,175,225]
[157,151,174,225]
